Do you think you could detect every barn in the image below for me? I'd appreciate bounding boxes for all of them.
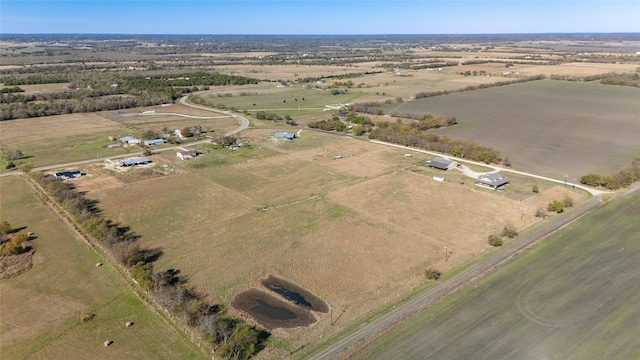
[428,157,457,171]
[54,171,82,180]
[120,136,140,144]
[275,132,295,140]
[122,157,150,167]
[475,172,509,190]
[143,139,164,146]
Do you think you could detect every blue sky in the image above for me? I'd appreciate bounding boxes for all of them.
[1,1,639,34]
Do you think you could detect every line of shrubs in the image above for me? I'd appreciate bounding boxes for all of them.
[580,158,640,190]
[30,172,268,359]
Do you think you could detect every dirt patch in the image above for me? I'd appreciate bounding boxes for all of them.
[522,185,584,210]
[232,288,317,330]
[0,245,35,279]
[73,173,124,192]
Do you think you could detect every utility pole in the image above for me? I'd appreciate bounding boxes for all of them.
[564,174,568,187]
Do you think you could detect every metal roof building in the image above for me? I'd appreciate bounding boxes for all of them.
[428,157,457,171]
[275,132,295,140]
[122,157,150,166]
[54,171,82,180]
[475,172,509,190]
[143,139,164,146]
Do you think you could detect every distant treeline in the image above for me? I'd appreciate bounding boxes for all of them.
[1,74,70,85]
[415,75,545,99]
[0,71,259,120]
[31,172,269,359]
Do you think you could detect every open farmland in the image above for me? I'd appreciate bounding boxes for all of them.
[0,177,205,360]
[382,80,640,179]
[351,189,640,360]
[81,131,575,356]
[0,113,135,171]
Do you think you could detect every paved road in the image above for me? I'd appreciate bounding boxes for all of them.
[308,195,602,360]
[179,95,250,135]
[0,96,250,178]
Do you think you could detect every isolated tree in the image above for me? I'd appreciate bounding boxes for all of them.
[488,234,503,247]
[563,196,574,208]
[532,184,539,193]
[580,173,601,187]
[18,163,32,174]
[535,207,547,219]
[5,161,15,170]
[501,224,518,238]
[141,130,157,140]
[548,200,565,213]
[181,127,192,137]
[1,231,28,256]
[0,220,11,234]
[424,268,442,281]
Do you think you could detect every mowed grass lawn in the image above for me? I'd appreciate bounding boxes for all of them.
[383,80,640,179]
[85,131,548,354]
[352,190,640,360]
[0,177,205,360]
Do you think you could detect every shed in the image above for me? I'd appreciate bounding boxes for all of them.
[275,132,295,140]
[177,150,199,160]
[122,157,150,167]
[428,157,457,171]
[475,172,509,190]
[120,136,140,144]
[54,171,82,180]
[144,139,164,146]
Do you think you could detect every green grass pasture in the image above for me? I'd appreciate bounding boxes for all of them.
[0,113,136,171]
[0,177,205,360]
[383,80,640,179]
[352,190,640,360]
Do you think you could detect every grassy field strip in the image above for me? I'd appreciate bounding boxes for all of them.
[0,176,206,359]
[349,189,640,360]
[305,195,602,360]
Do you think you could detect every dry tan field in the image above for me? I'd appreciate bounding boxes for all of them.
[80,131,573,356]
[517,62,639,76]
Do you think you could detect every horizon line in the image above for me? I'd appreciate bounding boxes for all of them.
[3,32,640,36]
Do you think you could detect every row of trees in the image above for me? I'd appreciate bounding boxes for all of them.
[31,173,268,359]
[580,158,640,190]
[369,120,501,164]
[415,75,545,99]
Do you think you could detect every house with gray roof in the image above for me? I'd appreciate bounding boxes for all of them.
[428,157,457,171]
[475,172,509,190]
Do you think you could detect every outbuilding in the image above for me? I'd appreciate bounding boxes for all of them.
[120,136,140,144]
[475,172,509,190]
[54,171,82,180]
[144,139,164,146]
[122,157,150,167]
[274,132,295,140]
[177,150,199,160]
[428,157,457,171]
